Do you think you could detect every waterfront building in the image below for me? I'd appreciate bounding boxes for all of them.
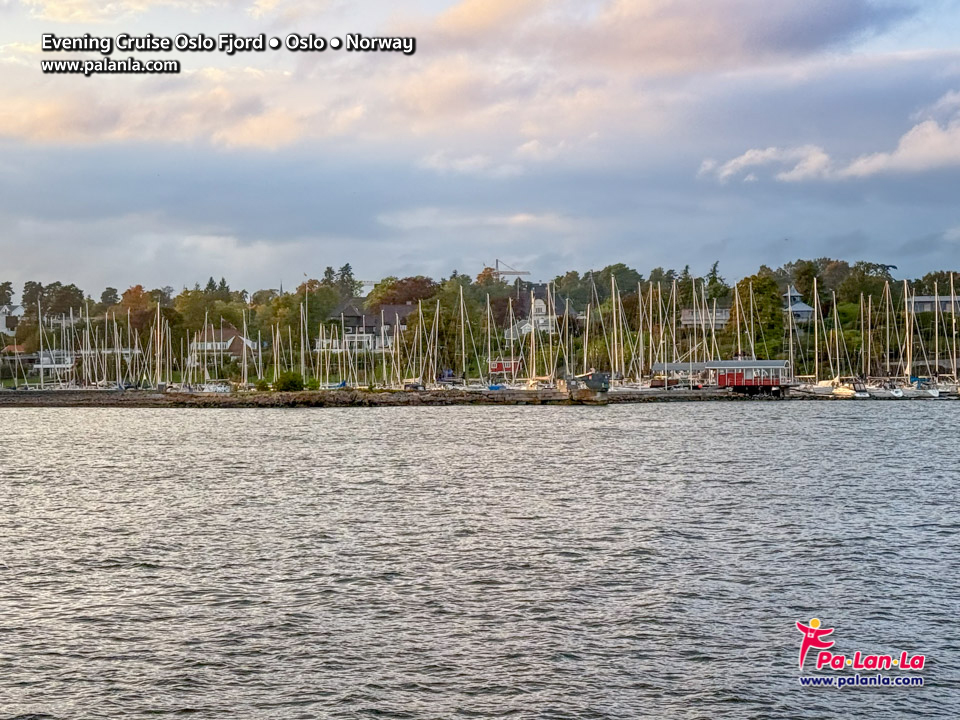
[783,286,814,323]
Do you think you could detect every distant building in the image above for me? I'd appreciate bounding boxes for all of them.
[910,296,960,314]
[0,304,23,333]
[507,282,581,338]
[680,307,730,330]
[320,298,417,352]
[189,322,256,362]
[783,286,814,323]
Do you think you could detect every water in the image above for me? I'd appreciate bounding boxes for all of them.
[1,403,957,718]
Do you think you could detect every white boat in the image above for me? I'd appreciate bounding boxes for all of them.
[830,377,869,399]
[900,386,939,399]
[866,383,904,399]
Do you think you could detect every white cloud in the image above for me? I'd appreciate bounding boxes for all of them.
[840,117,960,177]
[704,144,833,183]
[515,139,566,162]
[704,92,960,182]
[418,151,523,178]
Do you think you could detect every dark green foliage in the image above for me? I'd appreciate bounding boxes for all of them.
[274,371,304,392]
[100,287,120,307]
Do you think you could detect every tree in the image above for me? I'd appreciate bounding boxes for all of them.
[365,277,399,311]
[818,259,851,293]
[336,264,362,300]
[250,289,278,307]
[647,267,677,287]
[913,270,958,296]
[46,283,84,315]
[366,276,438,310]
[475,267,497,285]
[553,271,590,306]
[148,286,175,307]
[705,262,730,302]
[121,285,154,313]
[0,281,13,306]
[727,274,783,359]
[204,277,218,294]
[22,281,44,311]
[598,263,644,300]
[322,266,337,286]
[838,262,893,303]
[792,260,820,302]
[100,287,120,307]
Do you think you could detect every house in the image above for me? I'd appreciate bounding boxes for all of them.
[680,307,730,330]
[320,298,418,352]
[189,321,256,361]
[783,286,814,323]
[507,283,581,339]
[0,304,23,333]
[910,295,960,314]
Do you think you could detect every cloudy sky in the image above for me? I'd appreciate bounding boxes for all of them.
[2,0,960,297]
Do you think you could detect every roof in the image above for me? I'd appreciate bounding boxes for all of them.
[788,300,814,312]
[911,295,960,303]
[1,344,25,354]
[706,360,790,369]
[652,362,708,372]
[197,322,242,341]
[335,298,417,327]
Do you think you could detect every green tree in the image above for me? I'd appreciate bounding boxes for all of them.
[46,283,84,315]
[0,281,13,306]
[792,260,820,302]
[598,263,644,300]
[727,274,784,359]
[705,262,731,302]
[100,287,120,307]
[336,264,362,300]
[912,270,958,296]
[838,262,893,303]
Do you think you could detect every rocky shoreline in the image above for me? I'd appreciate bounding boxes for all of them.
[0,387,780,408]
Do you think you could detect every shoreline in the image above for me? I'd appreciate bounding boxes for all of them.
[0,387,948,408]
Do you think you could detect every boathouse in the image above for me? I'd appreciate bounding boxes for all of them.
[707,360,792,389]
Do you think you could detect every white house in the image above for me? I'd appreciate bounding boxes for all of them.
[784,286,815,323]
[0,304,23,333]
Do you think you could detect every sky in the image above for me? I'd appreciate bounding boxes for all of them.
[2,0,960,297]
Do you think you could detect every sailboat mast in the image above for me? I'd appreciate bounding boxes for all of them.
[934,281,940,379]
[904,279,912,382]
[952,272,958,380]
[813,278,819,381]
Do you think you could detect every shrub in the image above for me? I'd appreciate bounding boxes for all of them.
[274,371,304,392]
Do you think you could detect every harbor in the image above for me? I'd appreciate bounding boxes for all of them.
[4,270,960,404]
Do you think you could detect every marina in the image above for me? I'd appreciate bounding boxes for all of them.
[4,274,960,404]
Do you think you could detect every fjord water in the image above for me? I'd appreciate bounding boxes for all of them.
[1,404,957,719]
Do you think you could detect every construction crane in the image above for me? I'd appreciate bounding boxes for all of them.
[492,259,530,282]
